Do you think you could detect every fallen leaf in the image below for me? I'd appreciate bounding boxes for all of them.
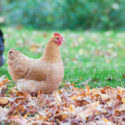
[0,98,9,106]
[122,98,125,103]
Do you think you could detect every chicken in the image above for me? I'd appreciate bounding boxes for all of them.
[8,33,64,94]
[0,30,5,67]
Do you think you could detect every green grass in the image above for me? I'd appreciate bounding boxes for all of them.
[0,27,125,88]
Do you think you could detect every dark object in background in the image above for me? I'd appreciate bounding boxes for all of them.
[0,30,5,67]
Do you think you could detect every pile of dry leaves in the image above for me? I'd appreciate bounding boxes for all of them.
[0,77,125,125]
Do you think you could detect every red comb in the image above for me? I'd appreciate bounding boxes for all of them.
[54,33,61,36]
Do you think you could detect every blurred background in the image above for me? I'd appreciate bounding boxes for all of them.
[0,0,125,30]
[0,0,125,88]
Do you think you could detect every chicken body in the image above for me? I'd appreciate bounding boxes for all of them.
[8,35,64,94]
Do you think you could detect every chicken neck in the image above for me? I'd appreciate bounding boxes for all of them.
[42,41,61,63]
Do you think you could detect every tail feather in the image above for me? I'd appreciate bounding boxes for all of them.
[8,48,20,60]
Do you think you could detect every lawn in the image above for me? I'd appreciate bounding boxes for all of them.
[0,27,125,88]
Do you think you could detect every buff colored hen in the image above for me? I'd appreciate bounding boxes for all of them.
[8,33,64,94]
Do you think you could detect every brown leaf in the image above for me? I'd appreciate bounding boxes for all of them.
[0,98,9,106]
